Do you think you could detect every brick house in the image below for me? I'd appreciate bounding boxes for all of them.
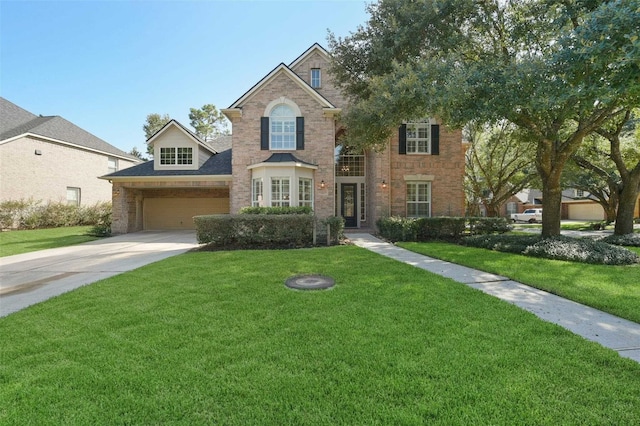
[0,97,140,206]
[104,44,465,233]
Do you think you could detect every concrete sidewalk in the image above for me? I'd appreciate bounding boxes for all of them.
[349,233,640,364]
[0,230,199,317]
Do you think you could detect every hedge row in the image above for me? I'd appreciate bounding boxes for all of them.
[194,214,344,248]
[377,216,511,242]
[0,199,111,232]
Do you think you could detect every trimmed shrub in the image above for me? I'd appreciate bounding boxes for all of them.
[600,233,640,247]
[376,216,418,242]
[467,217,512,235]
[416,217,466,241]
[318,216,345,245]
[194,214,320,248]
[463,234,639,265]
[239,206,313,215]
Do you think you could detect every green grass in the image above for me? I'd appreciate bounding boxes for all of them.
[0,226,100,257]
[2,247,639,424]
[399,241,640,323]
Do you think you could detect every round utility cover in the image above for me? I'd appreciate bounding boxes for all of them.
[285,275,335,290]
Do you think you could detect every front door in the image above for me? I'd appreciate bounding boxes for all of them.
[341,183,358,228]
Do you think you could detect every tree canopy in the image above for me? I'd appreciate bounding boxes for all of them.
[189,104,229,141]
[143,113,171,155]
[329,0,640,236]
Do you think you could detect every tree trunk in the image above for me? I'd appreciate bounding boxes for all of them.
[614,177,640,235]
[541,183,563,237]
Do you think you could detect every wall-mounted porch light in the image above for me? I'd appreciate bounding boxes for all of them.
[382,180,387,189]
[320,180,326,189]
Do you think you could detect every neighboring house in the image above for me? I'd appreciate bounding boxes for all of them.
[510,188,610,221]
[103,44,465,234]
[0,97,140,206]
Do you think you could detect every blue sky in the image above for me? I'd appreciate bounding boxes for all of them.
[1,0,369,154]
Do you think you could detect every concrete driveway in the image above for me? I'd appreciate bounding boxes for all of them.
[0,230,199,317]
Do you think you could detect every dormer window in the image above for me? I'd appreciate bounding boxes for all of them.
[311,68,321,88]
[160,147,193,165]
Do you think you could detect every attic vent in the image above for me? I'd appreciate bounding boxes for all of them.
[34,149,42,155]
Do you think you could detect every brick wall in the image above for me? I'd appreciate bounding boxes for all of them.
[388,124,465,218]
[0,136,137,205]
[229,71,336,219]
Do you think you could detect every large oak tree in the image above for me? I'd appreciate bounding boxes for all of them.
[329,0,639,236]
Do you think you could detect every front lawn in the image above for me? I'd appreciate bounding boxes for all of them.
[399,242,640,324]
[1,247,639,424]
[0,226,100,257]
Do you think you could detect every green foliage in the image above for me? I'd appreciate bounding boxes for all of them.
[467,217,512,235]
[601,233,640,247]
[375,216,418,242]
[194,214,342,247]
[188,104,229,141]
[377,216,510,242]
[330,0,640,236]
[239,206,313,215]
[0,200,111,230]
[416,217,466,241]
[464,121,537,217]
[318,216,345,245]
[463,234,639,265]
[128,146,148,161]
[143,113,171,155]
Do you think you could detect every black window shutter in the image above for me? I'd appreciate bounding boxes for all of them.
[399,124,407,155]
[260,117,269,150]
[431,124,440,155]
[296,117,304,150]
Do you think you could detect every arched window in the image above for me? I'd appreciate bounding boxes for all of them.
[270,104,296,150]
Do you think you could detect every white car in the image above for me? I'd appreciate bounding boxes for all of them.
[511,208,543,223]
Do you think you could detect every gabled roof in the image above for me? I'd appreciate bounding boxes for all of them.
[0,97,140,162]
[146,119,218,155]
[225,63,337,111]
[102,148,232,180]
[289,43,332,69]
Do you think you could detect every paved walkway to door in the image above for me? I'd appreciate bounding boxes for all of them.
[0,231,199,317]
[349,233,640,364]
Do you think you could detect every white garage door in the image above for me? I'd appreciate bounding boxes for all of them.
[143,197,229,230]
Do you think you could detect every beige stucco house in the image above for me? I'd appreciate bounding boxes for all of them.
[104,44,466,234]
[0,97,140,206]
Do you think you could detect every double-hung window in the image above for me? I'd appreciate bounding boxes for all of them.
[271,177,290,207]
[298,178,313,208]
[270,105,296,150]
[406,122,431,154]
[407,182,431,217]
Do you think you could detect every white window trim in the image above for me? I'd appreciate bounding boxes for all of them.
[107,157,118,173]
[252,178,264,207]
[66,187,81,206]
[405,122,431,154]
[270,177,291,207]
[406,182,431,218]
[298,177,313,208]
